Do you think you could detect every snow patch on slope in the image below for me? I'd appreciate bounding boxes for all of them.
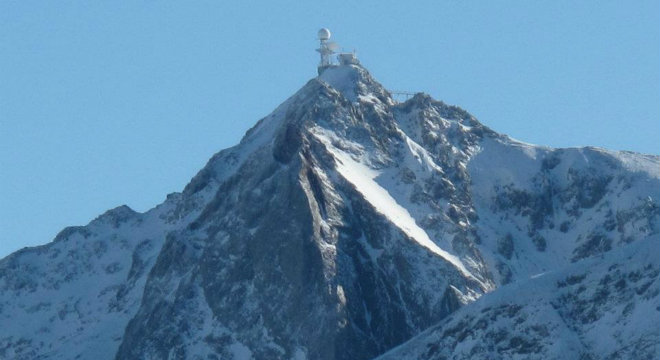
[318,65,360,102]
[312,128,480,284]
[401,130,445,174]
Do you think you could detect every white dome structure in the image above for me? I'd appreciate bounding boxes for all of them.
[317,28,331,41]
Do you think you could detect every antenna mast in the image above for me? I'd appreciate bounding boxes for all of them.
[316,28,335,72]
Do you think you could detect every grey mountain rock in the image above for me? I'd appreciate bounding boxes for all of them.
[1,63,658,360]
[377,237,659,360]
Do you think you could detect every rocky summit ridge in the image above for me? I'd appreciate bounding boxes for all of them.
[1,63,658,360]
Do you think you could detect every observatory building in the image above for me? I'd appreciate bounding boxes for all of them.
[316,28,359,74]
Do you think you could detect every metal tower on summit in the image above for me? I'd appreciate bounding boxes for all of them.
[316,28,359,74]
[316,28,337,72]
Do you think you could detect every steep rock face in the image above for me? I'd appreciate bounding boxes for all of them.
[1,63,658,360]
[115,66,491,360]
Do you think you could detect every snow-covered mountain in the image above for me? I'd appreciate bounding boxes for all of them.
[1,63,658,360]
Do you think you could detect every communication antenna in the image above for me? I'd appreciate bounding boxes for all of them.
[316,28,336,69]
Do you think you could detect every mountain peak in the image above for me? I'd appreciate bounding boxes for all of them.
[317,64,392,105]
[2,31,659,360]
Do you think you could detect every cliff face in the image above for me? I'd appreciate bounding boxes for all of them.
[1,64,658,360]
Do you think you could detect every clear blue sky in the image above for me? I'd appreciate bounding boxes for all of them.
[1,1,658,258]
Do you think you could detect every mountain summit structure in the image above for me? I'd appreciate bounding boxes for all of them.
[316,28,359,75]
[1,32,658,359]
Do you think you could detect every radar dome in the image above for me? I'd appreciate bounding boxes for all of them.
[317,28,331,40]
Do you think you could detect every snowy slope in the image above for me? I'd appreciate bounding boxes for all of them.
[1,63,658,360]
[0,158,225,359]
[469,137,659,285]
[312,127,482,285]
[377,236,660,360]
